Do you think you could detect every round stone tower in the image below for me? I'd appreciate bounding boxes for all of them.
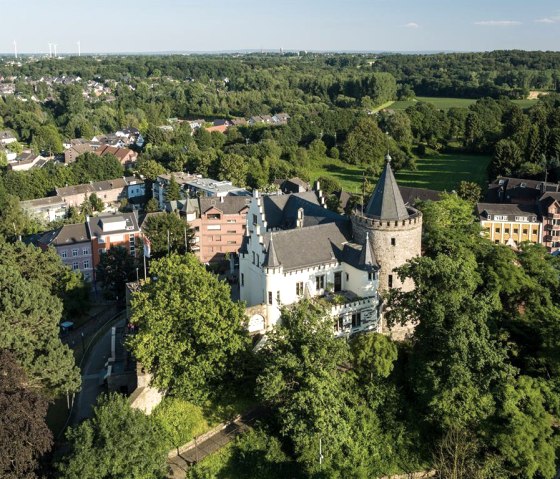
[351,154,422,293]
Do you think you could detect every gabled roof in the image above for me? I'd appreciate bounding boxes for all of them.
[263,221,352,271]
[262,191,342,230]
[364,156,409,220]
[38,223,90,247]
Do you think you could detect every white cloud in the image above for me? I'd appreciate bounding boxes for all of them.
[403,22,420,29]
[474,20,521,27]
[535,16,560,24]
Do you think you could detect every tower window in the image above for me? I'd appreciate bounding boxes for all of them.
[296,282,304,296]
[388,274,393,288]
[391,238,396,246]
[268,291,273,305]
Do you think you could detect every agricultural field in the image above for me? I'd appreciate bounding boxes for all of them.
[309,153,491,193]
[389,96,537,111]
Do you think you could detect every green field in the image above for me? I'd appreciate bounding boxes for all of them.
[389,96,537,111]
[309,153,491,193]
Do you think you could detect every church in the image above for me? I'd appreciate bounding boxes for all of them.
[239,155,422,338]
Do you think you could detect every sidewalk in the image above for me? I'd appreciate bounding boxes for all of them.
[167,407,265,478]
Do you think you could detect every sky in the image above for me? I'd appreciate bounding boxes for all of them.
[1,0,560,54]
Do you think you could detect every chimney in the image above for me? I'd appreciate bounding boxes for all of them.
[296,208,304,228]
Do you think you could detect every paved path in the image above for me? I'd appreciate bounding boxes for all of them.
[167,407,265,478]
[71,315,126,425]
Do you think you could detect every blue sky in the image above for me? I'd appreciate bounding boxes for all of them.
[2,0,560,54]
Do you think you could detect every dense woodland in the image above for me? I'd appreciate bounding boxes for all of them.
[1,52,560,478]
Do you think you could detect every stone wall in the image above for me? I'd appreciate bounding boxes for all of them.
[351,211,422,292]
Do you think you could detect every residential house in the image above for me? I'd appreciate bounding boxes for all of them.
[186,195,252,263]
[20,196,67,223]
[239,156,422,338]
[539,192,560,253]
[64,143,93,164]
[94,145,138,168]
[0,144,16,162]
[477,203,541,247]
[184,177,250,199]
[153,172,202,209]
[8,150,50,171]
[37,223,94,281]
[87,213,141,270]
[56,176,144,210]
[273,177,310,194]
[478,176,560,252]
[272,113,290,124]
[0,130,17,145]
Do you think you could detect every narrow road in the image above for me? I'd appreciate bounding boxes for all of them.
[167,407,266,478]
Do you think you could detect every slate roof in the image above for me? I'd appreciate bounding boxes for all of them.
[199,196,251,215]
[262,221,352,271]
[364,157,410,220]
[357,233,378,271]
[262,191,342,229]
[39,223,90,247]
[476,202,539,220]
[398,186,441,205]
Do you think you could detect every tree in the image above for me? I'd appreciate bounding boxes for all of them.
[142,212,193,257]
[217,152,248,187]
[0,350,52,479]
[256,301,354,472]
[96,246,138,299]
[88,193,104,212]
[56,393,167,479]
[164,174,181,202]
[0,240,81,397]
[31,124,63,154]
[456,181,482,204]
[128,254,249,402]
[145,197,160,213]
[343,117,387,173]
[351,332,397,382]
[136,158,166,181]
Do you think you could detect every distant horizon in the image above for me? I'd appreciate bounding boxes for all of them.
[1,48,560,58]
[1,0,559,54]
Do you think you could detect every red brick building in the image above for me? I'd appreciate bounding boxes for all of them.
[186,196,251,263]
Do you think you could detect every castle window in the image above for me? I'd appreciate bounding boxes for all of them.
[276,291,280,303]
[241,273,244,286]
[315,275,325,290]
[523,228,528,235]
[368,271,374,281]
[268,291,273,305]
[388,274,393,288]
[505,228,510,234]
[495,227,500,233]
[352,312,362,328]
[296,282,304,296]
[391,237,396,246]
[334,316,344,332]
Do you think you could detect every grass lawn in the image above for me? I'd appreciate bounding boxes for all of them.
[309,153,491,193]
[390,96,538,111]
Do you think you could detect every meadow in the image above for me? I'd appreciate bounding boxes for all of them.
[389,96,537,111]
[308,153,491,193]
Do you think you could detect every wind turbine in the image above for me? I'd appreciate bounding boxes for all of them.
[13,40,17,59]
[77,41,81,57]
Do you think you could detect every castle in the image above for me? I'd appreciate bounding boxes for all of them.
[239,154,422,338]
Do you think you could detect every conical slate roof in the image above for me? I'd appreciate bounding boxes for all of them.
[364,155,409,220]
[358,232,378,270]
[264,236,281,268]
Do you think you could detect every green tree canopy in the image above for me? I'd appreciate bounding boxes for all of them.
[128,254,249,402]
[56,393,167,479]
[0,350,53,479]
[142,212,193,257]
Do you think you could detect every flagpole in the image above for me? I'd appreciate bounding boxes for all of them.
[143,253,147,280]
